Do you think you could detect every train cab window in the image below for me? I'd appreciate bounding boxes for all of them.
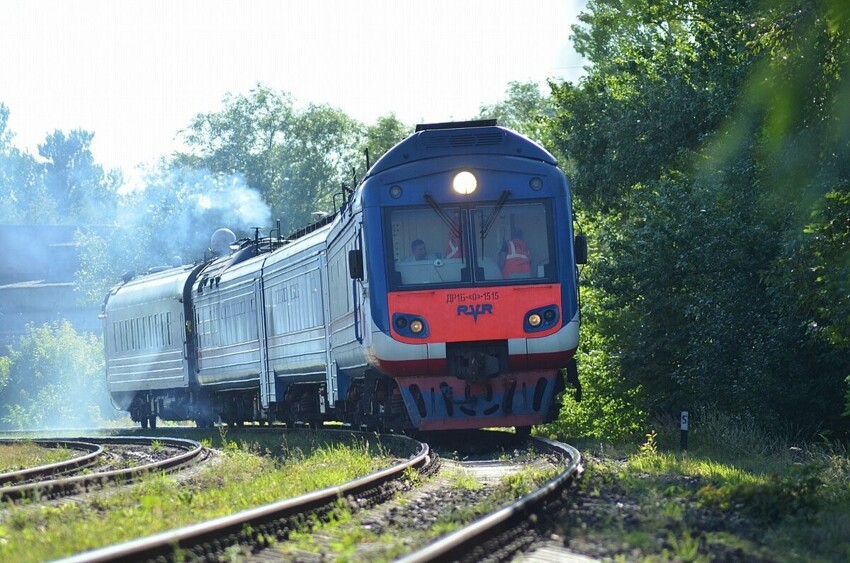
[386,201,556,289]
[471,201,556,282]
[388,207,467,287]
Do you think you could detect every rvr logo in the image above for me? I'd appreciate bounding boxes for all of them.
[457,304,493,322]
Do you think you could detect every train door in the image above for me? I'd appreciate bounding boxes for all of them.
[255,277,274,410]
[319,253,337,406]
[351,227,365,345]
[325,218,364,406]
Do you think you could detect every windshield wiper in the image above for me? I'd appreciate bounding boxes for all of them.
[480,190,511,240]
[424,193,460,237]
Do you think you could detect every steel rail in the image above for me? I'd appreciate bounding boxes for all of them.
[61,435,432,563]
[0,439,104,485]
[397,436,583,563]
[0,436,204,502]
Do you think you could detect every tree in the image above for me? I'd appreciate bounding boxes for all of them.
[38,129,121,224]
[175,84,364,233]
[553,0,758,214]
[478,81,558,153]
[546,0,850,437]
[0,104,53,223]
[363,113,411,166]
[280,103,363,222]
[0,321,113,429]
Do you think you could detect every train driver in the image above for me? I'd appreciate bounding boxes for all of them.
[408,239,431,261]
[498,228,531,278]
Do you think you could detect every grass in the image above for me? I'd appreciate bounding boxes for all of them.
[273,461,559,561]
[0,432,398,562]
[0,442,77,472]
[552,412,850,561]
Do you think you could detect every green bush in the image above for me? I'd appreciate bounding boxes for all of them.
[0,321,116,429]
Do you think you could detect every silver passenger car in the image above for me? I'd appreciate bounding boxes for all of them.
[192,249,265,393]
[102,265,201,420]
[260,224,333,408]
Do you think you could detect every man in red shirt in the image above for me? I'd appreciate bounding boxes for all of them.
[498,228,531,278]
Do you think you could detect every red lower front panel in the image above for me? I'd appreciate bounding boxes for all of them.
[396,370,562,431]
[388,284,562,344]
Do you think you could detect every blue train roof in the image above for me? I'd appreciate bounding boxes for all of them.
[365,122,557,178]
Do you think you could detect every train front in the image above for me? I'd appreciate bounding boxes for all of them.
[360,122,581,431]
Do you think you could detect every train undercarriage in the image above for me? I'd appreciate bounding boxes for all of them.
[123,371,415,432]
[123,361,576,432]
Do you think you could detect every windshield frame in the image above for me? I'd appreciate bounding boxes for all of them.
[384,198,557,291]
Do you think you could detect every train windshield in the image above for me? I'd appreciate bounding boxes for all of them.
[386,201,556,289]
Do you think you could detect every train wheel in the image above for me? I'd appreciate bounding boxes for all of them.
[194,417,213,429]
[140,418,149,429]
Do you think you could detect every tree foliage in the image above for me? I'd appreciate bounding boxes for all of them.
[175,84,364,233]
[38,129,121,224]
[548,0,850,437]
[363,113,412,166]
[0,104,53,224]
[0,321,115,429]
[478,81,558,153]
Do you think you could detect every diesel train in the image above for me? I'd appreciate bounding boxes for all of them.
[102,120,586,433]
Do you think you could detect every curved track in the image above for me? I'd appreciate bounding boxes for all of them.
[31,432,579,562]
[0,439,104,485]
[0,436,205,502]
[62,433,433,562]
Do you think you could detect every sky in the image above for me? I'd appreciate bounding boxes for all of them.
[0,1,587,176]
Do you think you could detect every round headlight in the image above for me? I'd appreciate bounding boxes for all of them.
[395,316,408,329]
[410,319,424,334]
[389,185,403,199]
[543,309,556,321]
[527,313,542,327]
[452,171,477,195]
[529,177,543,191]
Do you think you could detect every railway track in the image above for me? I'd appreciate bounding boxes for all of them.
[55,432,580,562]
[0,436,205,502]
[61,432,433,562]
[399,436,582,563]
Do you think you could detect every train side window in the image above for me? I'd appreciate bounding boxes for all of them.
[222,302,230,345]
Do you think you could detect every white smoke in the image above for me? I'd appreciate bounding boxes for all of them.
[110,167,272,269]
[179,168,272,228]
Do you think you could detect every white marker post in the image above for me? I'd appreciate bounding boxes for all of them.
[680,411,689,451]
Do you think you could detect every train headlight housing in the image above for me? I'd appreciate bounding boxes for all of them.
[392,313,430,339]
[524,305,560,333]
[389,185,403,199]
[452,171,477,195]
[529,177,543,191]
